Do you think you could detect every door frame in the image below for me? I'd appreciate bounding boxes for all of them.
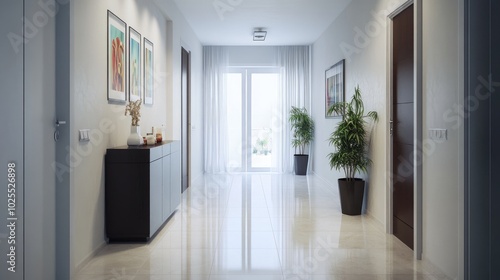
[386,0,423,260]
[181,46,191,192]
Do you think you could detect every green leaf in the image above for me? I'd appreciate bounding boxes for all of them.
[289,106,314,154]
[327,86,378,179]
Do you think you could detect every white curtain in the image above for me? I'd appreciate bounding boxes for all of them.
[203,46,229,173]
[275,46,311,173]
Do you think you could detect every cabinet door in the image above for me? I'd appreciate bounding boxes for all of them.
[162,154,171,220]
[106,162,150,239]
[171,150,181,213]
[149,159,163,236]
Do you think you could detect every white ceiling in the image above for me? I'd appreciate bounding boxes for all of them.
[172,0,353,46]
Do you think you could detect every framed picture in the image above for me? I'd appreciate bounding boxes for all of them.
[143,38,154,105]
[107,10,127,103]
[325,59,345,118]
[129,27,141,102]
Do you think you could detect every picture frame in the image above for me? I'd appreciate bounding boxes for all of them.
[325,59,345,118]
[143,38,154,105]
[107,10,127,103]
[129,27,141,102]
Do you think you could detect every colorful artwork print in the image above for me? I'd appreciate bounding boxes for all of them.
[325,59,345,118]
[110,27,125,91]
[129,28,141,102]
[144,38,154,105]
[107,11,127,102]
[145,49,152,97]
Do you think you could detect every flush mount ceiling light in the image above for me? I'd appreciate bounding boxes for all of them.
[253,30,267,41]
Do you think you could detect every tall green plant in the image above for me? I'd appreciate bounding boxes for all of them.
[327,86,378,181]
[289,106,314,155]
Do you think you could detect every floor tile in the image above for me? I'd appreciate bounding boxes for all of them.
[210,275,284,280]
[217,230,277,249]
[133,275,210,280]
[211,248,282,275]
[136,248,215,275]
[75,174,451,280]
[77,251,146,275]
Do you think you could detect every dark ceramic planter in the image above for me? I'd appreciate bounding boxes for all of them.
[294,154,309,175]
[338,178,365,215]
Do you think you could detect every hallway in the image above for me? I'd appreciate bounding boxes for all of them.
[75,174,449,280]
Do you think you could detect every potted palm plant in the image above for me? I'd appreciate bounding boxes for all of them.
[327,86,378,215]
[289,106,314,175]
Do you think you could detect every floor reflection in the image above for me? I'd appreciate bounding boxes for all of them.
[75,173,450,280]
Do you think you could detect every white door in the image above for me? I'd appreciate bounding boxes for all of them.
[1,1,63,279]
[0,2,25,279]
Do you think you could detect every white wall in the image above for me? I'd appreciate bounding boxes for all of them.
[70,0,203,270]
[311,0,462,278]
[154,0,204,182]
[422,0,462,277]
[311,0,391,225]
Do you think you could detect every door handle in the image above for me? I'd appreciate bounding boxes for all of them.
[54,120,66,142]
[390,120,394,135]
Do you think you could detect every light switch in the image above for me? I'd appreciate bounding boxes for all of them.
[428,128,447,141]
[79,129,90,142]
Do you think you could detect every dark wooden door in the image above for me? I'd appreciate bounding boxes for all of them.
[393,4,414,250]
[181,47,190,193]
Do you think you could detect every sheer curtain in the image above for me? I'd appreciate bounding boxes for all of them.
[203,46,229,173]
[275,46,311,173]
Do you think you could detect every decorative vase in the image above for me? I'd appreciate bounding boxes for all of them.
[127,125,143,146]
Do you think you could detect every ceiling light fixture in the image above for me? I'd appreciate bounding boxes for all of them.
[253,30,267,41]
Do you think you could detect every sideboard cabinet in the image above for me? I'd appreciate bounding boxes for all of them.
[105,141,181,242]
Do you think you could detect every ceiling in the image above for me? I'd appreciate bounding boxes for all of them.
[172,0,353,46]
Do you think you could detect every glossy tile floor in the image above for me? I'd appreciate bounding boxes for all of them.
[75,174,450,280]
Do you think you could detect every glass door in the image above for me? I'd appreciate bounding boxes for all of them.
[226,68,280,172]
[248,70,279,171]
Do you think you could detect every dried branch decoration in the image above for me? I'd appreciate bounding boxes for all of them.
[125,99,142,126]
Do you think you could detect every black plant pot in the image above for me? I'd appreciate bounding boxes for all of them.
[338,178,365,215]
[294,154,309,175]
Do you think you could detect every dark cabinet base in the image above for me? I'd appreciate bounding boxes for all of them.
[107,213,175,243]
[105,141,180,242]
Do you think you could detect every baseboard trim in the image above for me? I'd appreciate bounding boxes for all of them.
[191,171,204,185]
[422,255,455,279]
[74,240,107,274]
[365,209,385,231]
[310,171,336,189]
